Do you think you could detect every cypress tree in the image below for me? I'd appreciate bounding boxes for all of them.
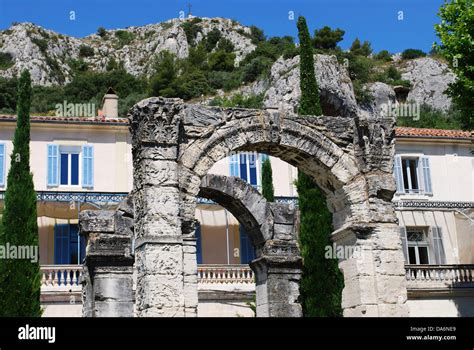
[261,157,274,202]
[295,16,343,317]
[0,70,42,316]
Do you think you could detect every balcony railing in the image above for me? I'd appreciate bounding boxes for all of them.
[40,264,474,294]
[197,264,254,285]
[40,264,255,293]
[41,265,83,292]
[405,264,474,290]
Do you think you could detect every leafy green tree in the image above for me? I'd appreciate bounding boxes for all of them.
[205,28,222,52]
[350,38,372,57]
[242,56,273,83]
[397,104,464,130]
[0,70,42,316]
[435,0,473,130]
[261,157,274,202]
[313,26,345,50]
[297,17,322,117]
[149,51,179,97]
[0,76,18,113]
[208,50,235,72]
[249,25,265,44]
[296,16,343,317]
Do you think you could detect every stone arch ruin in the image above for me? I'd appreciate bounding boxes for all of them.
[80,96,409,317]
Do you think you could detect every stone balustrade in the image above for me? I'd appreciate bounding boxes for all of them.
[40,264,474,294]
[198,264,255,285]
[40,265,83,292]
[405,264,474,290]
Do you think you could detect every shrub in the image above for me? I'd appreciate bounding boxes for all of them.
[209,93,264,109]
[401,48,426,60]
[181,18,202,46]
[78,45,94,58]
[242,56,272,83]
[115,30,135,48]
[205,28,221,52]
[97,27,107,38]
[208,50,235,72]
[374,50,392,61]
[348,55,373,83]
[249,25,265,44]
[31,38,48,53]
[353,80,374,106]
[0,52,14,70]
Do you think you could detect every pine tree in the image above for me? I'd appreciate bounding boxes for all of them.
[296,16,343,317]
[0,70,42,316]
[261,157,274,202]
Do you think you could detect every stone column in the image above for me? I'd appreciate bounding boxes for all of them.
[250,240,303,317]
[130,97,198,317]
[79,210,134,317]
[331,171,409,317]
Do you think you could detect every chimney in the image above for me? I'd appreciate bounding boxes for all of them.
[101,87,118,118]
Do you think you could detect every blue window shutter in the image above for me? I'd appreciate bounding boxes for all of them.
[421,156,433,195]
[239,226,255,264]
[54,224,70,264]
[394,155,404,194]
[249,153,257,186]
[47,144,59,186]
[195,222,202,264]
[0,143,5,186]
[239,153,248,181]
[82,145,94,188]
[229,154,239,177]
[399,226,408,263]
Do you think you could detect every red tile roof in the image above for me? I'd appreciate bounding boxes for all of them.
[395,127,473,140]
[0,114,471,140]
[0,114,129,125]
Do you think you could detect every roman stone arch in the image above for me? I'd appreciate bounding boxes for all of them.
[199,174,303,317]
[79,174,302,317]
[129,97,409,317]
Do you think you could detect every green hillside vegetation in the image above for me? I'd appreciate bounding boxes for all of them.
[0,19,467,131]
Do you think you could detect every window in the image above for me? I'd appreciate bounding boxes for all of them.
[47,144,94,188]
[0,143,5,187]
[60,151,79,186]
[400,226,446,265]
[394,155,432,195]
[229,152,260,188]
[406,229,430,265]
[54,224,86,265]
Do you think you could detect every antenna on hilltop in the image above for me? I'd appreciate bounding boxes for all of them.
[187,3,192,18]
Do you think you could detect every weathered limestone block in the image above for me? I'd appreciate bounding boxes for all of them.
[79,209,134,318]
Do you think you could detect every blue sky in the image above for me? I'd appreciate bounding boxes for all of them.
[0,0,445,53]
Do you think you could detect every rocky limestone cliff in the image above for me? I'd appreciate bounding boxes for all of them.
[0,18,255,86]
[262,54,358,118]
[399,57,455,111]
[0,19,456,113]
